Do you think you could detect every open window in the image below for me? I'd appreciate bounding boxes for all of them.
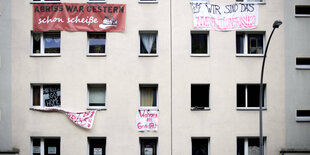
[140,137,158,155]
[32,32,61,56]
[88,137,106,155]
[192,138,209,155]
[237,84,266,109]
[191,84,210,110]
[31,137,60,155]
[32,84,61,107]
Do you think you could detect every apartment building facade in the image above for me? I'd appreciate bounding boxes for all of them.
[0,0,308,154]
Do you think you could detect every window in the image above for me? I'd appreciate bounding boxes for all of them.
[295,6,310,17]
[296,110,310,122]
[191,32,209,56]
[31,0,60,3]
[191,84,210,110]
[296,57,310,69]
[139,31,157,56]
[32,32,61,56]
[237,137,266,155]
[88,84,106,109]
[139,0,158,3]
[140,138,158,155]
[236,0,264,3]
[140,85,158,108]
[237,84,266,109]
[88,137,106,155]
[88,32,106,56]
[31,137,60,155]
[88,0,106,3]
[192,138,209,155]
[236,32,265,56]
[32,84,61,107]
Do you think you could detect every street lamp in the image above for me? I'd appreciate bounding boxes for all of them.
[259,20,282,155]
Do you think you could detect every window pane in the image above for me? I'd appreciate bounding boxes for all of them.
[140,138,157,155]
[89,138,106,155]
[248,34,263,54]
[296,58,310,65]
[191,33,208,54]
[140,33,157,54]
[44,138,60,155]
[191,85,209,108]
[89,33,106,54]
[43,85,61,107]
[192,138,208,155]
[297,110,310,117]
[237,85,246,107]
[236,34,244,54]
[295,6,310,15]
[247,85,265,107]
[33,33,41,54]
[33,86,41,106]
[248,138,260,155]
[44,32,60,54]
[32,138,41,155]
[140,86,157,107]
[237,138,244,155]
[89,85,106,106]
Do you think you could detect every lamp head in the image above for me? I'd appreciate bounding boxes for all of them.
[273,20,282,28]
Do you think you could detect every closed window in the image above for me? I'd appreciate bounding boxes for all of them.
[191,32,209,56]
[140,85,158,108]
[88,32,106,56]
[296,110,310,122]
[31,137,60,155]
[237,84,266,109]
[296,57,310,69]
[237,137,266,155]
[295,6,310,17]
[192,138,209,155]
[140,138,158,155]
[191,84,210,110]
[88,137,106,155]
[32,84,61,107]
[236,32,265,56]
[32,32,61,55]
[139,31,157,55]
[88,84,106,109]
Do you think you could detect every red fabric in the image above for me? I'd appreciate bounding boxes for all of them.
[33,3,126,32]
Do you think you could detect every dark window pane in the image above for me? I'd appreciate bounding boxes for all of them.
[237,85,246,107]
[191,33,208,54]
[43,85,61,107]
[192,138,208,155]
[247,85,265,107]
[33,33,41,54]
[44,32,60,54]
[236,34,244,54]
[191,85,209,108]
[89,138,106,155]
[248,34,263,54]
[237,138,244,155]
[140,86,157,107]
[295,6,310,15]
[297,110,310,117]
[248,138,260,155]
[44,138,60,155]
[140,138,157,155]
[33,86,41,106]
[89,33,106,54]
[32,138,41,155]
[296,58,310,65]
[140,33,157,54]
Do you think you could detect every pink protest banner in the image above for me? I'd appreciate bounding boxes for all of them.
[33,3,126,32]
[31,107,96,129]
[191,2,259,31]
[136,110,158,131]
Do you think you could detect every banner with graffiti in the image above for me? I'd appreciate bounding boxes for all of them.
[136,110,158,131]
[191,2,258,31]
[33,3,126,32]
[31,107,96,129]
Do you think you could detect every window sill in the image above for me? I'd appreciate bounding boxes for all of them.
[138,107,159,111]
[296,117,310,122]
[30,54,61,57]
[191,107,210,111]
[30,106,62,111]
[138,1,158,4]
[236,2,266,5]
[237,107,267,111]
[30,1,61,3]
[139,54,158,57]
[236,54,264,57]
[295,15,310,18]
[191,54,210,57]
[296,66,310,70]
[87,107,106,111]
[87,53,106,57]
[87,1,106,3]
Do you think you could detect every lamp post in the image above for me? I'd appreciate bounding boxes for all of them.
[259,20,282,155]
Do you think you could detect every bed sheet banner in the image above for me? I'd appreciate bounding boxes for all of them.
[31,107,96,129]
[33,3,126,32]
[191,2,258,31]
[136,110,158,131]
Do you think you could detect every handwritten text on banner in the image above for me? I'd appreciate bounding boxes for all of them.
[136,110,158,131]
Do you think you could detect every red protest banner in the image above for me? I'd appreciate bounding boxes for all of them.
[33,3,126,32]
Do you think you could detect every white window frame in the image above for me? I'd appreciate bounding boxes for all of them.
[139,137,158,155]
[31,84,61,108]
[30,0,61,3]
[296,57,310,70]
[138,0,158,4]
[87,32,107,57]
[87,0,106,3]
[87,137,106,155]
[139,84,158,110]
[295,5,310,17]
[31,32,61,57]
[139,31,158,57]
[190,31,210,57]
[236,0,265,4]
[191,137,210,155]
[236,84,266,110]
[31,137,61,155]
[237,137,266,155]
[296,110,310,122]
[236,32,266,57]
[87,84,106,110]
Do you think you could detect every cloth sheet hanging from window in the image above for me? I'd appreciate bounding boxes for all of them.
[141,34,156,54]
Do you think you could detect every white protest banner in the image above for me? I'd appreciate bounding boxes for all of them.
[31,107,96,129]
[136,110,158,131]
[191,2,259,31]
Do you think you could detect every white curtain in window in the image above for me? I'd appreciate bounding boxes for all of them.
[141,34,156,53]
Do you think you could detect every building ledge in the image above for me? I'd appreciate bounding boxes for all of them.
[280,148,310,153]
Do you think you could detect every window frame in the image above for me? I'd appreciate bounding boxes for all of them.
[87,84,107,110]
[30,0,61,4]
[236,84,266,110]
[235,0,265,4]
[138,0,158,4]
[31,31,61,57]
[87,32,107,57]
[31,137,61,155]
[139,31,158,57]
[191,84,210,110]
[296,110,310,122]
[139,137,158,155]
[236,32,266,57]
[237,137,266,155]
[88,137,106,155]
[31,84,61,108]
[87,0,106,3]
[190,31,210,57]
[296,57,310,70]
[191,137,210,155]
[139,84,158,110]
[295,5,310,17]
